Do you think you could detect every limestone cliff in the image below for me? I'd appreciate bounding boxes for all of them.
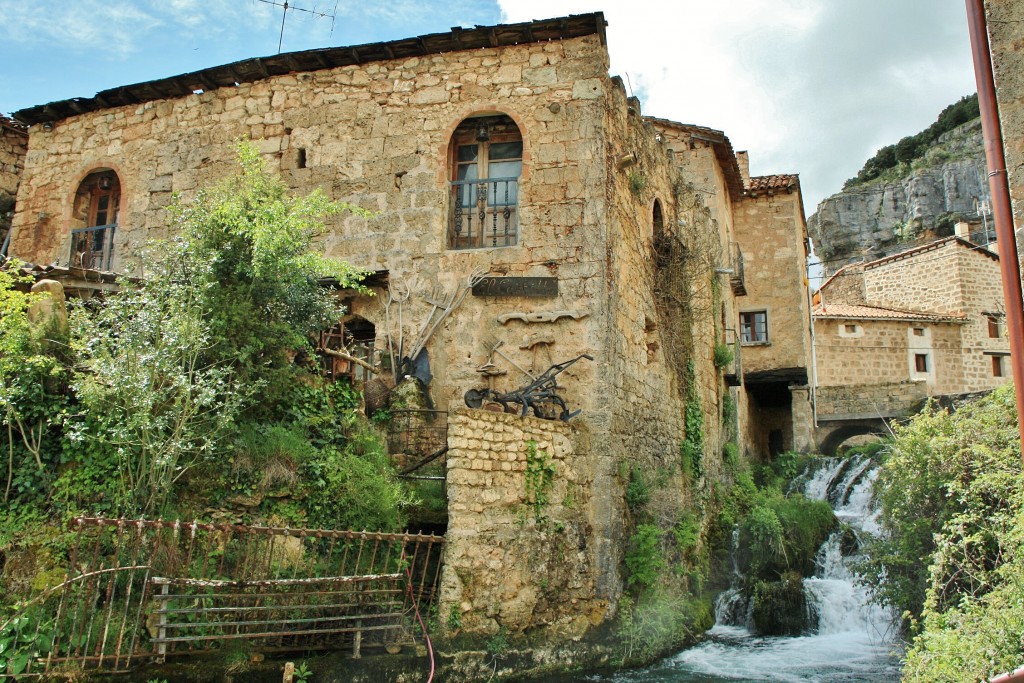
[809,119,988,274]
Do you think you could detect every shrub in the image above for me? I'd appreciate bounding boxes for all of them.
[713,342,734,369]
[625,524,665,588]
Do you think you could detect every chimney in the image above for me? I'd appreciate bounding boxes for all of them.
[736,151,750,188]
[954,220,971,239]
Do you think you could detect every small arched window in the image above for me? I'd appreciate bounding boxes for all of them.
[70,170,120,270]
[652,199,665,242]
[448,114,523,249]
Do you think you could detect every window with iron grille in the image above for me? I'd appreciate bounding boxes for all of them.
[449,115,522,249]
[69,170,119,271]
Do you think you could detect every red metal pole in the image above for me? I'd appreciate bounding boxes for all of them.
[966,0,1024,461]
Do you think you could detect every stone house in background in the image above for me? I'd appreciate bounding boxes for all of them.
[7,13,812,640]
[812,234,1010,452]
[0,116,28,254]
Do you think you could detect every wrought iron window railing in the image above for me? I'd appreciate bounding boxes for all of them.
[449,177,518,249]
[69,223,116,271]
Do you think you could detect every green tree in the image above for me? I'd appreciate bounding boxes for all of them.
[69,141,371,516]
[0,265,67,503]
[174,142,369,415]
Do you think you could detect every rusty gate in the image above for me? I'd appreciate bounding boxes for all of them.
[0,517,444,678]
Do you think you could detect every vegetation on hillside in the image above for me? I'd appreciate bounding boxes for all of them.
[860,385,1024,681]
[0,142,410,617]
[843,94,979,190]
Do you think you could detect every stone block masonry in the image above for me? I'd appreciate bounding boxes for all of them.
[441,408,604,639]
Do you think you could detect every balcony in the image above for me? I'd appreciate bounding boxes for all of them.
[70,223,116,271]
[449,177,518,249]
[730,242,746,296]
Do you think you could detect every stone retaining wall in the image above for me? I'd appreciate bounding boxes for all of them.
[441,408,602,639]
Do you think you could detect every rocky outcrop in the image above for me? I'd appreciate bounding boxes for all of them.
[809,120,988,273]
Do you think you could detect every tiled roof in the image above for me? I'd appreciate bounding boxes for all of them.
[746,174,798,195]
[814,302,966,323]
[0,115,27,134]
[14,12,607,126]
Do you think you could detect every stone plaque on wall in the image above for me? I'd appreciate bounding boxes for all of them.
[472,276,558,298]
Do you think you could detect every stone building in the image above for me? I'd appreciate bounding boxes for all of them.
[0,115,28,254]
[648,121,815,456]
[8,13,812,640]
[813,235,1010,451]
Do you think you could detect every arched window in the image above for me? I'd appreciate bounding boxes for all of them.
[448,114,522,249]
[70,170,120,270]
[652,198,665,243]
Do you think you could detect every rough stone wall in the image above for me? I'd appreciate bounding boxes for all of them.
[594,88,724,601]
[814,317,966,395]
[986,0,1024,233]
[815,381,929,420]
[441,408,601,638]
[950,245,1012,389]
[818,263,866,306]
[862,240,966,314]
[862,240,1009,392]
[11,35,613,421]
[0,119,28,248]
[732,190,812,376]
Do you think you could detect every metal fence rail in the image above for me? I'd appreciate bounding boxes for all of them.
[0,517,444,678]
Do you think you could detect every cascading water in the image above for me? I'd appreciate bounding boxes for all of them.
[574,455,902,683]
[668,455,900,682]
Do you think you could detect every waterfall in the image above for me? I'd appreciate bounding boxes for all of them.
[667,454,901,682]
[802,456,892,639]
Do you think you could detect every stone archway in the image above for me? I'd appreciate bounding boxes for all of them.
[816,420,888,456]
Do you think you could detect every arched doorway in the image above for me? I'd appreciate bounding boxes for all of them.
[70,170,120,270]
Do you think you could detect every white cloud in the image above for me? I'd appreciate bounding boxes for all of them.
[497,0,976,212]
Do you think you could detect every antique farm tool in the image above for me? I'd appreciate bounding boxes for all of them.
[464,353,594,421]
[405,269,487,362]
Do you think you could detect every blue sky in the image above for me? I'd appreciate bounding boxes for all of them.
[1,0,978,235]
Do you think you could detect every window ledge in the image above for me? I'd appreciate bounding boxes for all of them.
[740,341,771,347]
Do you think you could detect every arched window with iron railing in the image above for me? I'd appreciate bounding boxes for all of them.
[70,170,120,271]
[448,114,522,249]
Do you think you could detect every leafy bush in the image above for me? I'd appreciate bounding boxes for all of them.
[713,342,734,369]
[625,524,666,588]
[862,385,1024,680]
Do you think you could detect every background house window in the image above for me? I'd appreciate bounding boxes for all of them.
[914,353,928,373]
[987,314,1002,338]
[449,114,522,249]
[992,355,1004,377]
[844,324,857,333]
[740,311,768,344]
[912,327,925,337]
[70,170,120,270]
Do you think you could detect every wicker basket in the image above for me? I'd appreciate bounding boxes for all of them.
[364,375,395,414]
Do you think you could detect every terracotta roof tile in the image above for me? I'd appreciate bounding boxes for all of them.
[813,302,966,323]
[747,174,798,194]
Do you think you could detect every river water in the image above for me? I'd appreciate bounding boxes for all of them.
[559,456,903,683]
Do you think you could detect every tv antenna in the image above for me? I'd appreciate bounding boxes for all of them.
[255,0,338,53]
